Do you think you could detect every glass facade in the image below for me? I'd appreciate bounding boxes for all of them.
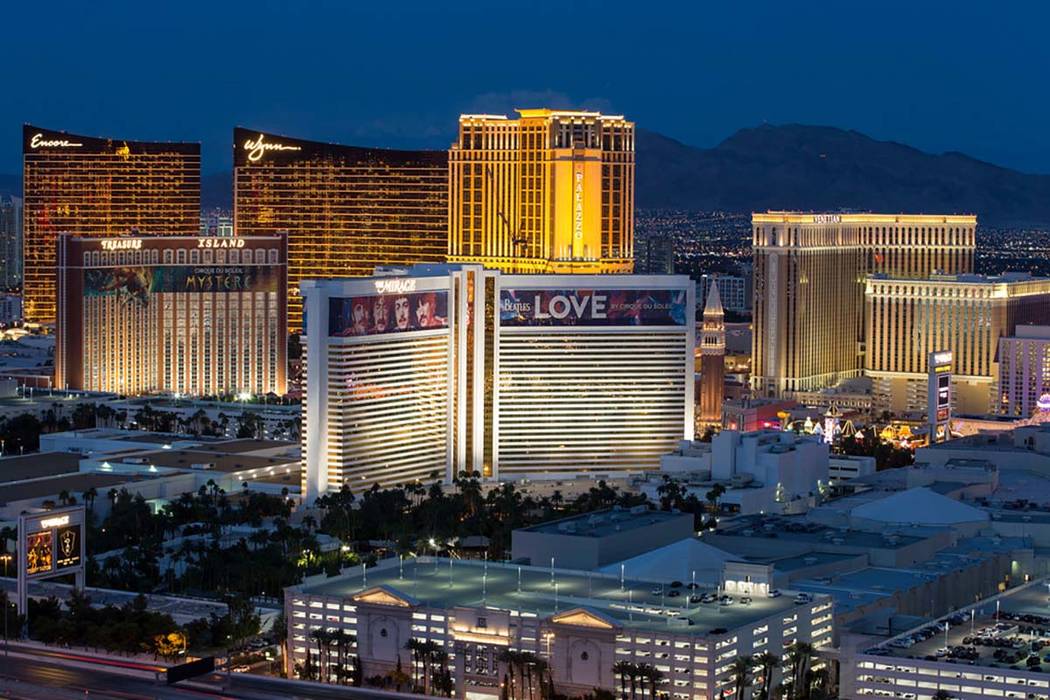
[233,128,448,332]
[22,125,200,323]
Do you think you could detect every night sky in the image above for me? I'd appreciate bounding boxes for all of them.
[4,1,1048,175]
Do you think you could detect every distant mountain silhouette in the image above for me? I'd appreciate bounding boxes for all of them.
[4,124,1050,225]
[636,124,1050,225]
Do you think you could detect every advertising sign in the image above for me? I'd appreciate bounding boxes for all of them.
[24,531,53,576]
[16,506,87,616]
[329,290,448,337]
[84,265,280,307]
[499,289,687,327]
[56,525,82,570]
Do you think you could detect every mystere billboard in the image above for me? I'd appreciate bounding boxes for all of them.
[499,289,687,327]
[329,290,449,337]
[84,266,280,307]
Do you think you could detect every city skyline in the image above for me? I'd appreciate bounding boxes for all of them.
[2,2,1050,177]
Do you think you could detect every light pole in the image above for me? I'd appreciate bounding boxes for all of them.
[0,552,10,656]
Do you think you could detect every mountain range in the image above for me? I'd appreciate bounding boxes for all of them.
[635,124,1050,226]
[5,124,1050,225]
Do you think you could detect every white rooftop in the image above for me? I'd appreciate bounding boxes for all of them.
[850,486,989,526]
[597,537,735,585]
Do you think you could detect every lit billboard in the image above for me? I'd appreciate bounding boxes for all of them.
[18,507,86,582]
[499,289,687,327]
[329,290,448,337]
[84,265,280,307]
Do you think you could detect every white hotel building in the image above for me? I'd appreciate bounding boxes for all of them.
[301,266,694,498]
[287,558,833,699]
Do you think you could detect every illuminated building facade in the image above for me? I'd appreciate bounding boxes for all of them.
[23,125,200,323]
[998,326,1050,418]
[233,128,448,332]
[0,196,22,290]
[751,212,977,398]
[448,110,635,275]
[698,281,725,426]
[56,234,287,396]
[865,273,1050,414]
[301,266,693,498]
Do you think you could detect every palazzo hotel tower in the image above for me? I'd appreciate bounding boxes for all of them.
[22,125,200,323]
[751,212,976,398]
[447,109,635,274]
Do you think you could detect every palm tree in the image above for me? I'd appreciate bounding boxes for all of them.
[731,656,758,699]
[635,663,662,699]
[405,638,423,689]
[613,660,630,700]
[755,652,779,699]
[785,642,814,700]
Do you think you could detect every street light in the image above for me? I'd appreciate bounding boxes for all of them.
[0,552,10,656]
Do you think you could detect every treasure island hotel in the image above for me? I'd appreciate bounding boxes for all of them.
[56,234,287,397]
[233,128,448,332]
[751,213,977,398]
[23,125,200,324]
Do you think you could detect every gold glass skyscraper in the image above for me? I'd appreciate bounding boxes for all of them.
[233,128,449,332]
[448,109,634,274]
[751,212,977,397]
[22,125,200,323]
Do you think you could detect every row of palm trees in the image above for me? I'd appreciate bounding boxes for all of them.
[498,648,553,700]
[723,642,829,700]
[406,638,453,695]
[612,660,665,700]
[308,628,360,685]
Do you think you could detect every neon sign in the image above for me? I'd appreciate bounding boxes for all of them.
[30,133,83,149]
[40,515,70,529]
[100,239,142,251]
[573,169,584,241]
[243,134,302,162]
[197,238,245,249]
[374,278,417,294]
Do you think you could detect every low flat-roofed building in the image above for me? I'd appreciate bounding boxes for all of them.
[286,557,833,700]
[842,577,1050,700]
[511,507,694,569]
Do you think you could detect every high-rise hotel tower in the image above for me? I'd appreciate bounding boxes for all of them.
[233,129,448,332]
[23,126,200,323]
[698,280,725,426]
[751,212,976,397]
[447,110,635,274]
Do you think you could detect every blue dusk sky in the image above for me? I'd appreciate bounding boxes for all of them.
[2,1,1048,174]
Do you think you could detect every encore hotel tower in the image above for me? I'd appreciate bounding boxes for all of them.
[751,212,976,398]
[23,125,200,324]
[233,128,448,332]
[448,109,635,274]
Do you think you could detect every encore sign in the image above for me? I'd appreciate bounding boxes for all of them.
[30,133,83,149]
[243,134,302,162]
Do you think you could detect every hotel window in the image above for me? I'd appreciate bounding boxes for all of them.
[163,250,173,263]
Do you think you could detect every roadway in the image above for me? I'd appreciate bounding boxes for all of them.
[0,645,413,700]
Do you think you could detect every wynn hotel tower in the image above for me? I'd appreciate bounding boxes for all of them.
[22,125,201,323]
[233,128,448,332]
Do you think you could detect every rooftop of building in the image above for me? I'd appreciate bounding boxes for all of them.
[869,271,1044,285]
[0,471,160,504]
[296,558,819,638]
[107,448,297,475]
[866,578,1050,672]
[752,211,977,224]
[516,507,690,538]
[711,514,927,550]
[0,452,82,484]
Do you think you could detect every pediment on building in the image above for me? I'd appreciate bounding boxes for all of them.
[351,585,417,608]
[549,607,620,631]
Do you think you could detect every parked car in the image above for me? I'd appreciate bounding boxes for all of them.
[767,589,782,598]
